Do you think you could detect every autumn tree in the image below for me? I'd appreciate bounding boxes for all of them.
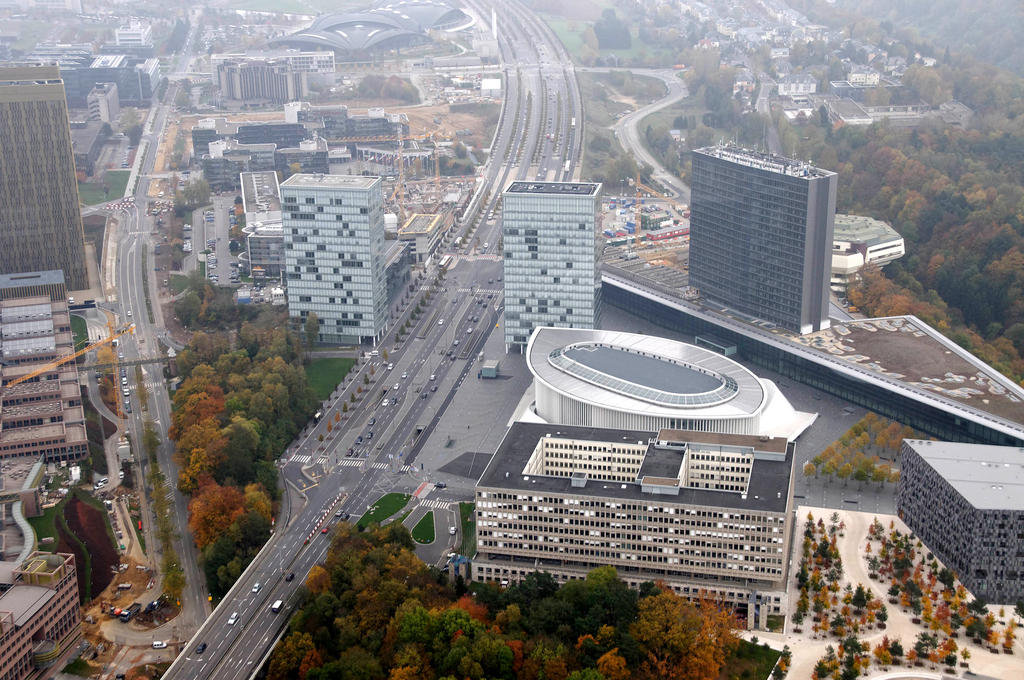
[188,480,246,549]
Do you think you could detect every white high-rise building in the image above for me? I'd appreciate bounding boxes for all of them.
[281,174,388,345]
[502,181,601,350]
[115,22,153,48]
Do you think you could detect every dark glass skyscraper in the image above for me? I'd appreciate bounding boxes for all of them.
[0,66,88,290]
[690,145,836,334]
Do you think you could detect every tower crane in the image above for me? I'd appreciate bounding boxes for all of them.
[2,323,135,391]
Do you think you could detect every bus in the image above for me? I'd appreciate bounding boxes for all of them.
[438,255,453,270]
[570,117,576,127]
[563,160,570,174]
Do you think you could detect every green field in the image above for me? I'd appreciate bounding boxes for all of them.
[169,274,191,294]
[540,14,676,66]
[62,658,92,677]
[27,501,65,552]
[411,512,435,544]
[305,357,356,400]
[70,314,88,351]
[78,170,131,206]
[357,493,411,528]
[458,502,476,557]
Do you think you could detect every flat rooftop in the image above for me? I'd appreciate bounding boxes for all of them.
[505,181,599,196]
[904,439,1024,510]
[563,344,723,394]
[658,428,789,454]
[400,213,442,235]
[280,174,380,189]
[798,317,1024,424]
[0,585,54,627]
[477,423,792,513]
[0,271,65,291]
[240,171,281,213]
[695,144,835,179]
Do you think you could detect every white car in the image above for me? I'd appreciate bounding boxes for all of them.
[449,526,457,535]
[252,583,260,593]
[152,640,167,649]
[227,611,239,625]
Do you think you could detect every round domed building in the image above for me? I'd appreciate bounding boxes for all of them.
[525,327,814,441]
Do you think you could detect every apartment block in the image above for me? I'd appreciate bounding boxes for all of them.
[216,58,309,104]
[474,423,795,629]
[281,174,388,345]
[0,293,88,462]
[502,182,602,350]
[0,66,88,290]
[690,145,836,334]
[897,440,1024,603]
[0,552,82,679]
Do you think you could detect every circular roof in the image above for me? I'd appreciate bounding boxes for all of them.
[271,0,471,53]
[528,328,767,418]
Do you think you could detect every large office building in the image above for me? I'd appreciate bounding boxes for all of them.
[398,213,449,263]
[23,53,161,107]
[0,292,88,463]
[474,423,795,629]
[690,145,836,335]
[86,82,119,124]
[211,51,336,83]
[0,552,82,679]
[114,21,153,49]
[524,327,814,441]
[240,171,285,279]
[502,182,602,350]
[281,174,388,345]
[897,440,1024,603]
[216,58,309,104]
[830,214,905,294]
[0,66,88,290]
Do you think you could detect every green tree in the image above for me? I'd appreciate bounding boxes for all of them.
[304,312,320,352]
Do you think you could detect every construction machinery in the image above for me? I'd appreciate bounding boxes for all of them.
[631,176,690,250]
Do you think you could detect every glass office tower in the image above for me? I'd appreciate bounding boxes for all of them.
[281,174,387,345]
[502,181,601,350]
[690,145,836,334]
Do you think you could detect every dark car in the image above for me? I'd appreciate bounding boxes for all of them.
[368,417,376,426]
[356,436,363,444]
[435,482,447,489]
[285,572,295,582]
[196,642,207,654]
[431,385,437,392]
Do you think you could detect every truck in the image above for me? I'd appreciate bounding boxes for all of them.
[119,603,141,622]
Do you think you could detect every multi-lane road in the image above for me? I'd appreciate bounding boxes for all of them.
[157,1,584,677]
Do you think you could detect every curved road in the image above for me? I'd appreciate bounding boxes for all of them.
[580,67,692,202]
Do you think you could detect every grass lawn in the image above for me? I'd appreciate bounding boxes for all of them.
[717,640,781,680]
[70,314,88,351]
[458,502,476,557]
[411,511,435,544]
[305,357,356,400]
[27,501,65,552]
[357,493,411,528]
[169,274,191,294]
[62,658,92,677]
[78,170,131,206]
[540,14,676,66]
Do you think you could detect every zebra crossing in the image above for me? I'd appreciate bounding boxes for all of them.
[289,454,311,465]
[418,498,450,510]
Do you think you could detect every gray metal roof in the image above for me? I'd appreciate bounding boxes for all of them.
[904,439,1024,510]
[476,423,792,513]
[833,214,901,248]
[528,327,766,418]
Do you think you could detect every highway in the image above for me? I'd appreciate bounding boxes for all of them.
[160,0,582,677]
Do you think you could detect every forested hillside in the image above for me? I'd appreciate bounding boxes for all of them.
[830,0,1024,76]
[169,325,318,598]
[774,55,1024,383]
[265,525,763,680]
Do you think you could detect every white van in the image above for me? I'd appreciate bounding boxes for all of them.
[271,600,283,613]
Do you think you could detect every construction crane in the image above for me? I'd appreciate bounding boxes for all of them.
[3,323,135,391]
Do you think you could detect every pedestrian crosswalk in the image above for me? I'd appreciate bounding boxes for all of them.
[316,455,329,466]
[419,498,450,510]
[290,454,311,465]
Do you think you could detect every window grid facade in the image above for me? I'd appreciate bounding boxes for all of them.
[502,183,602,348]
[281,175,388,345]
[689,146,835,335]
[0,67,88,290]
